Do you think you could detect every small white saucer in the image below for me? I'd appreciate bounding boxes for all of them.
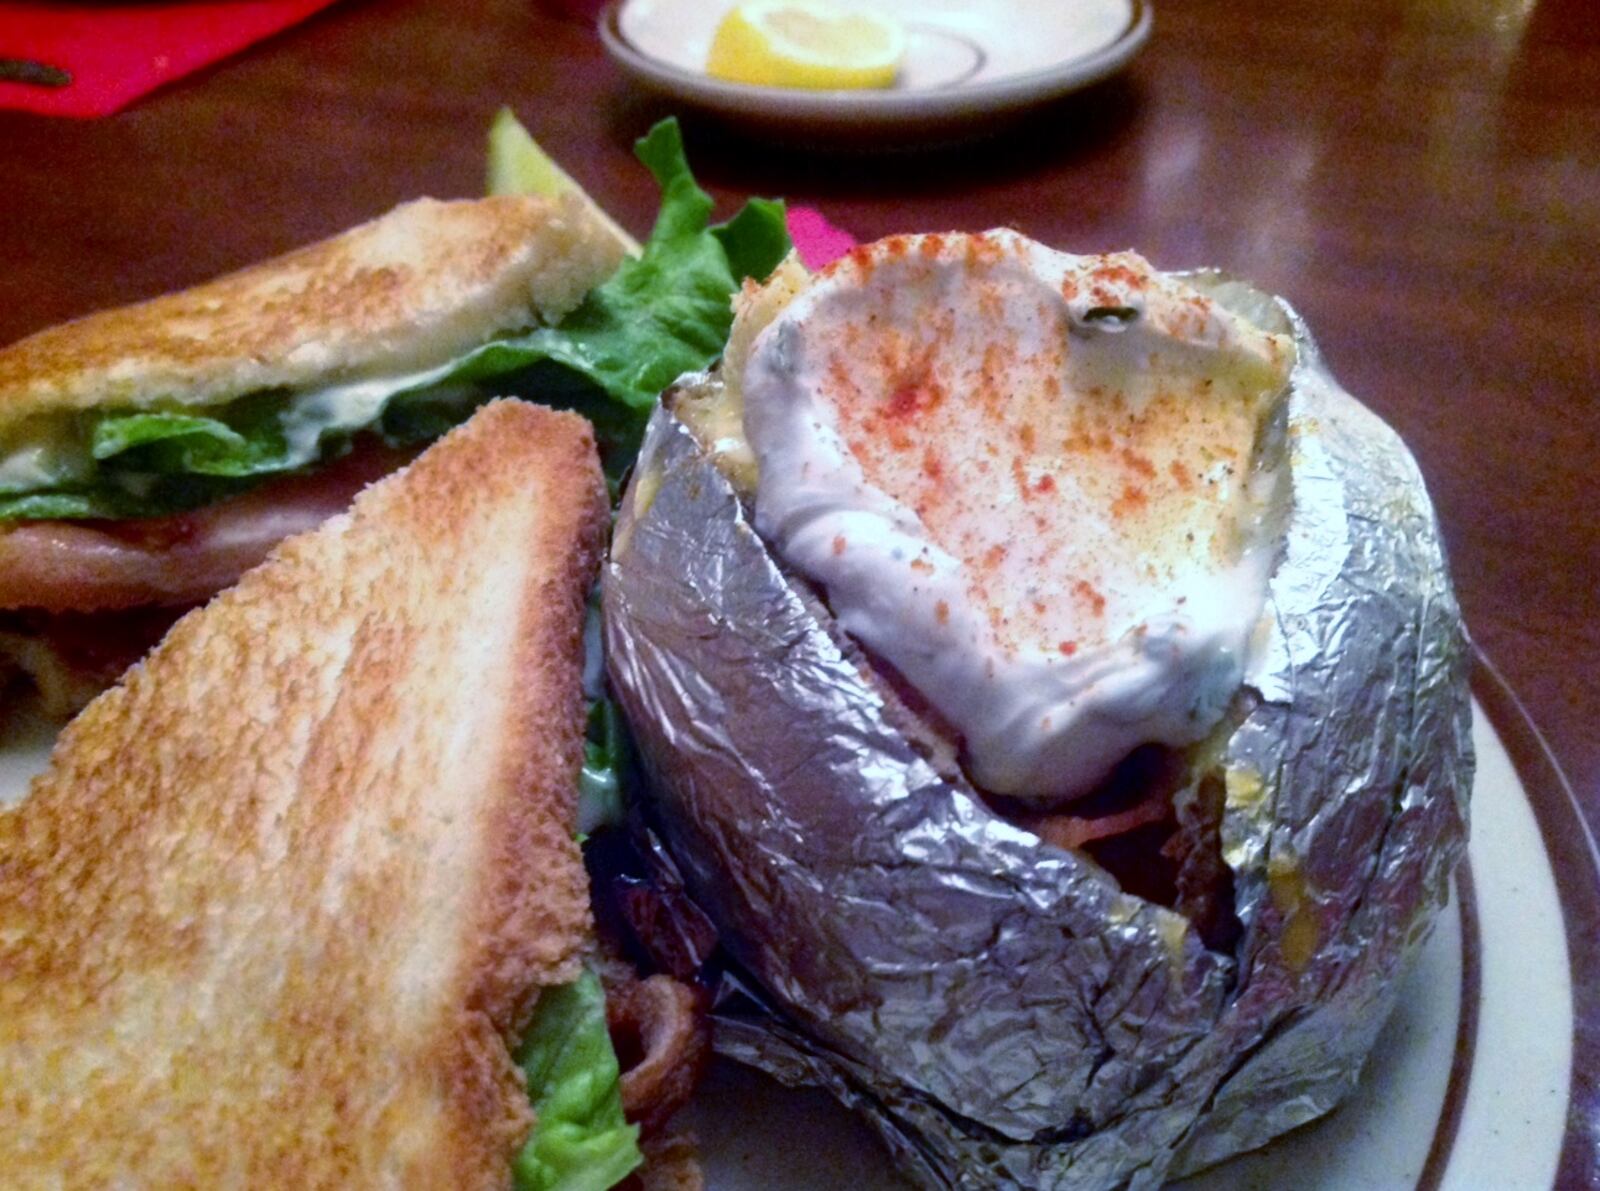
[599,0,1151,141]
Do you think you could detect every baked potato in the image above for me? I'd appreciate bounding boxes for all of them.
[603,233,1471,1189]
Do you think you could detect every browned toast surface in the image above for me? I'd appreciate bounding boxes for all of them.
[0,400,610,1189]
[0,194,624,431]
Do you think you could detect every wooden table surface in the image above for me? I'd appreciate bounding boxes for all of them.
[1,0,1597,1181]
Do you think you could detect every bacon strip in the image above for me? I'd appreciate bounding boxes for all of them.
[1026,788,1174,851]
[0,441,413,613]
[607,973,709,1138]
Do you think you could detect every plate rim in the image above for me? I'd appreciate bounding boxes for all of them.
[1466,647,1600,1189]
[1414,855,1480,1190]
[598,0,1152,128]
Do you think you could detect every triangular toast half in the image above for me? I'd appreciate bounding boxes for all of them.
[0,195,623,426]
[0,400,609,1188]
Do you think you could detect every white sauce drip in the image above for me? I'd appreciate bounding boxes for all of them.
[277,359,467,465]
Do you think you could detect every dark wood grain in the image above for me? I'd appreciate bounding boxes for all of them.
[0,0,1595,819]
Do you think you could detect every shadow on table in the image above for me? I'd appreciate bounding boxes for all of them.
[602,75,1144,200]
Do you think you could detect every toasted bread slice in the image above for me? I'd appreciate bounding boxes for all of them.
[0,400,610,1188]
[0,193,625,432]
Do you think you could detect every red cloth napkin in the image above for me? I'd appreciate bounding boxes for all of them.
[785,206,856,270]
[0,1,341,118]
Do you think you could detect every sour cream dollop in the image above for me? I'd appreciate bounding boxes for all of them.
[738,232,1295,803]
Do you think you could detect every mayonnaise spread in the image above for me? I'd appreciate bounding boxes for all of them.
[738,231,1294,802]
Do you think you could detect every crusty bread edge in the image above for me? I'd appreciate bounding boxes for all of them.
[0,194,625,431]
[418,402,612,1184]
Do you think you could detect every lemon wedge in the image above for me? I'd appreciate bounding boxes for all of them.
[706,1,906,91]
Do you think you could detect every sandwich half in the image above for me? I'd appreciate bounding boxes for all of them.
[0,117,789,718]
[0,191,621,711]
[0,400,641,1187]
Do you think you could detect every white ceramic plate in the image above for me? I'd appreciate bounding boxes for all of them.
[599,0,1152,141]
[3,656,1594,1187]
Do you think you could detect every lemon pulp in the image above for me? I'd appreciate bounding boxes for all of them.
[706,1,906,91]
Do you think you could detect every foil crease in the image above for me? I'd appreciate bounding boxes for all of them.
[603,280,1472,1189]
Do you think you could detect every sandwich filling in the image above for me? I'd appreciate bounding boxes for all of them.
[515,970,642,1191]
[736,232,1294,803]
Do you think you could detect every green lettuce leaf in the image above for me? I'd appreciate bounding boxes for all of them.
[394,118,790,488]
[0,489,151,520]
[578,697,628,836]
[513,970,642,1191]
[90,412,245,461]
[88,392,295,478]
[0,474,253,521]
[436,119,790,416]
[713,197,791,289]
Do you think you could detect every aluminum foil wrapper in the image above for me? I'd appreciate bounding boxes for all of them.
[603,278,1473,1189]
